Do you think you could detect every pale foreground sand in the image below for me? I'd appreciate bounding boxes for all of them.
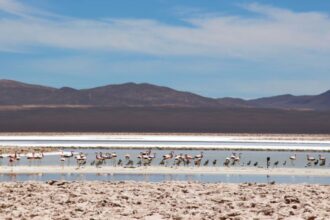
[1,166,330,176]
[0,181,329,220]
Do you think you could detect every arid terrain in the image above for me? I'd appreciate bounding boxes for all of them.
[1,79,330,133]
[1,106,330,133]
[0,181,329,220]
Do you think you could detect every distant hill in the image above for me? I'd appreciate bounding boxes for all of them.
[249,91,330,111]
[0,79,220,107]
[0,79,329,110]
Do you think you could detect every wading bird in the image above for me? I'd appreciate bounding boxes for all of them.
[307,155,316,162]
[194,152,204,160]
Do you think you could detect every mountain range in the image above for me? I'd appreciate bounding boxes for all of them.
[0,79,329,110]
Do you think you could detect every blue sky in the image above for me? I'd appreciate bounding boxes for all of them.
[0,0,330,99]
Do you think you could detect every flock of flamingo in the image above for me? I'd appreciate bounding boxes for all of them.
[0,150,328,168]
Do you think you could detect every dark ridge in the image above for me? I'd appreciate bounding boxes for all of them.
[0,79,329,110]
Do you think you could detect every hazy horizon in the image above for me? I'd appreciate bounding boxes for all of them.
[1,78,329,101]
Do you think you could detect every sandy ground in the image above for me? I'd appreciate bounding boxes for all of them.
[0,181,329,220]
[1,166,330,176]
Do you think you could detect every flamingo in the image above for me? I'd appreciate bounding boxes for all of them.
[104,152,113,159]
[307,154,316,162]
[163,151,174,160]
[144,158,153,166]
[231,153,242,166]
[173,154,183,166]
[141,154,150,160]
[289,154,296,161]
[139,150,151,157]
[194,152,203,159]
[289,154,297,166]
[95,152,107,160]
[27,152,44,159]
[319,155,326,161]
[234,153,242,162]
[14,152,20,160]
[8,152,19,165]
[142,153,155,166]
[230,153,237,160]
[148,153,156,159]
[126,160,134,167]
[194,158,202,167]
[175,158,182,166]
[223,158,230,167]
[9,156,15,165]
[174,154,183,161]
[184,154,193,166]
[75,153,87,161]
[37,152,44,159]
[61,151,74,158]
[8,152,18,161]
[138,150,151,159]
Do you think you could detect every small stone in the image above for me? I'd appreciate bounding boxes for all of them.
[284,195,300,204]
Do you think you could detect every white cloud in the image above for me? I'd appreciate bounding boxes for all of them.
[0,0,59,18]
[0,0,30,16]
[0,1,330,61]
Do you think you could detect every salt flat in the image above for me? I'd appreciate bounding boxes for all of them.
[0,133,330,151]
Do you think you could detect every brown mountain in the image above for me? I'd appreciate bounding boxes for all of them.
[249,90,330,110]
[0,79,220,107]
[0,79,329,110]
[1,79,330,133]
[0,79,56,105]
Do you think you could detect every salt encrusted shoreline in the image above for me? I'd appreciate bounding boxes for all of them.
[0,181,329,220]
[1,166,330,176]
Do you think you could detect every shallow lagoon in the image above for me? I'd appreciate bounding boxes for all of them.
[1,148,329,169]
